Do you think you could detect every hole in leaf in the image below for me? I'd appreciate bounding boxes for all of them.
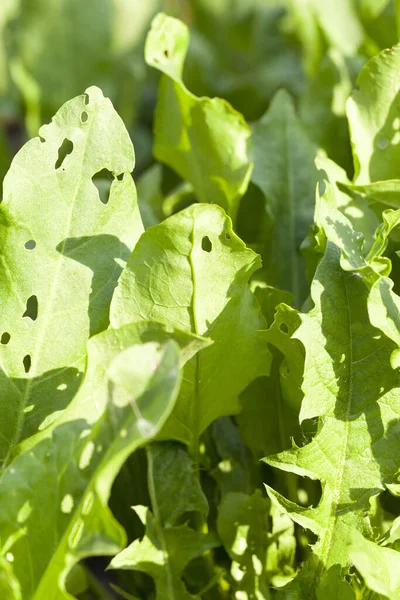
[81,111,88,123]
[1,332,10,345]
[201,236,212,252]
[23,295,38,321]
[25,240,36,250]
[39,135,45,143]
[23,355,31,373]
[55,138,73,170]
[84,93,89,105]
[92,169,114,205]
[163,48,170,59]
[225,232,231,240]
[116,172,124,181]
[280,322,289,334]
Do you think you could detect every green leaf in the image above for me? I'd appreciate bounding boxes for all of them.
[0,339,181,600]
[109,443,218,600]
[0,85,143,464]
[238,286,302,459]
[350,531,400,600]
[264,243,400,595]
[217,490,271,599]
[342,179,400,211]
[143,442,209,527]
[211,417,258,496]
[316,565,355,600]
[16,321,209,460]
[145,13,253,221]
[316,156,379,252]
[252,89,322,306]
[110,203,271,450]
[347,44,400,183]
[136,163,165,229]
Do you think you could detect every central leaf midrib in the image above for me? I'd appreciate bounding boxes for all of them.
[188,215,201,459]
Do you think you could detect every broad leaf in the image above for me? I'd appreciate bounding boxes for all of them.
[145,13,253,221]
[0,85,142,465]
[110,203,271,451]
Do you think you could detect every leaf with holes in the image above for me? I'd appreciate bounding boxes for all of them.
[110,203,271,453]
[145,13,253,221]
[0,85,143,465]
[0,339,181,600]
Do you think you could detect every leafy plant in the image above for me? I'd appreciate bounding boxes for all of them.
[4,3,400,600]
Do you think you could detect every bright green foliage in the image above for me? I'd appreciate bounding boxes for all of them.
[4,5,400,600]
[0,85,142,465]
[145,13,253,221]
[111,203,270,450]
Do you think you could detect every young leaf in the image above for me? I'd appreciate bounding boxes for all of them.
[0,340,181,600]
[109,443,217,600]
[110,203,271,451]
[0,85,143,464]
[145,13,253,221]
[264,243,400,595]
[252,89,322,306]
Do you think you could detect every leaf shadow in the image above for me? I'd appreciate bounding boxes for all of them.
[56,234,131,336]
[1,366,82,468]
